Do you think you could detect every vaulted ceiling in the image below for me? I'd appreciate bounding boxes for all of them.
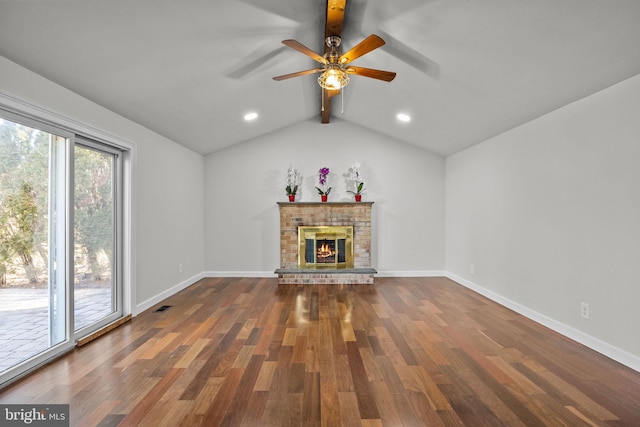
[1,0,640,156]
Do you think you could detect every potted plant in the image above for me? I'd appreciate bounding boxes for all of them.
[285,164,299,202]
[347,163,365,202]
[315,167,331,202]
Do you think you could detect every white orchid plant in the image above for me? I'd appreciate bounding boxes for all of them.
[347,163,365,195]
[285,164,299,196]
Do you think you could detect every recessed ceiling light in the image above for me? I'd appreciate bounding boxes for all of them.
[396,113,411,122]
[244,112,258,121]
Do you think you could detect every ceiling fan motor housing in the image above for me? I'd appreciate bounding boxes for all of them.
[324,51,341,64]
[326,35,342,49]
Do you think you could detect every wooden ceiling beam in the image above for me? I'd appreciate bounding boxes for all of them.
[321,0,347,123]
[325,0,346,39]
[321,89,331,123]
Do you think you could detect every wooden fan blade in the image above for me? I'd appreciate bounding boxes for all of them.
[339,34,386,64]
[281,40,328,64]
[272,68,323,81]
[345,66,396,82]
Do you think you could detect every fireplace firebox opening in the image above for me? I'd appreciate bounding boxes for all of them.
[298,226,353,269]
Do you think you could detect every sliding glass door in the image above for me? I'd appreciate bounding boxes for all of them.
[0,110,125,386]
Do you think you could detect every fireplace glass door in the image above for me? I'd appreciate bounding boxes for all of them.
[298,226,353,268]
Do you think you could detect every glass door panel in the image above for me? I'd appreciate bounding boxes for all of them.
[73,140,121,333]
[0,116,68,374]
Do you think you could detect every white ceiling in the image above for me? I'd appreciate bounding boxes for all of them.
[1,0,639,157]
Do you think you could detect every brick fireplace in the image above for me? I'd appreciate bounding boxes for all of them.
[275,202,376,284]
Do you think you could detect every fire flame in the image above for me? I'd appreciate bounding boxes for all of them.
[317,243,334,258]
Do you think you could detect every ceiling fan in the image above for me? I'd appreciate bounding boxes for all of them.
[272,0,396,123]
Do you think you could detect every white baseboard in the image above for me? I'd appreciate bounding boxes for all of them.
[446,272,640,373]
[203,271,277,278]
[134,272,205,315]
[376,270,445,277]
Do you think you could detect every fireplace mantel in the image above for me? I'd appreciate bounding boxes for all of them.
[276,201,375,284]
[276,201,374,206]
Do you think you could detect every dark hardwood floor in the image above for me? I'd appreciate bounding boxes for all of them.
[1,277,639,426]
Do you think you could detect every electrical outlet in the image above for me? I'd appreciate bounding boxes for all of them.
[178,263,183,274]
[580,302,589,319]
[470,264,475,274]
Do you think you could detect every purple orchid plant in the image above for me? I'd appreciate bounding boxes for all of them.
[315,167,332,195]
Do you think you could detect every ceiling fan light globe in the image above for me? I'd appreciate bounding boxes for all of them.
[318,68,350,90]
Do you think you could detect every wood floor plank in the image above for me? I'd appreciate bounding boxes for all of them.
[139,332,181,359]
[137,400,195,427]
[174,338,209,369]
[486,355,546,395]
[346,341,380,420]
[75,399,120,427]
[222,354,266,426]
[404,391,447,426]
[0,277,638,426]
[338,392,364,427]
[287,363,306,394]
[253,360,278,392]
[113,336,162,369]
[445,360,528,426]
[395,365,451,411]
[319,376,340,427]
[191,377,225,414]
[301,371,321,424]
[451,347,548,426]
[370,381,402,426]
[118,367,184,427]
[535,368,620,420]
[178,347,224,400]
[200,367,243,426]
[565,404,602,427]
[240,390,269,426]
[292,335,308,364]
[380,317,417,365]
[359,347,385,383]
[374,354,423,425]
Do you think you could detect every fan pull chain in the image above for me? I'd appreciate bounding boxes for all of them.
[321,89,325,112]
[341,87,345,114]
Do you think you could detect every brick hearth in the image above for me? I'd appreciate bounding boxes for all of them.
[275,202,375,284]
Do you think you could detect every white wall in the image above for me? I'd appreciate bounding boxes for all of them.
[204,119,446,274]
[135,137,205,309]
[446,75,640,368]
[0,56,205,312]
